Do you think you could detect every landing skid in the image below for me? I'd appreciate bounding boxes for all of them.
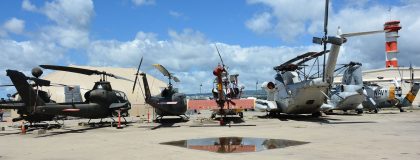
[20,122,62,131]
[82,117,128,127]
[211,112,244,119]
[154,114,190,123]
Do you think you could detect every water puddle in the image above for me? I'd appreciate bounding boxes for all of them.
[160,137,309,153]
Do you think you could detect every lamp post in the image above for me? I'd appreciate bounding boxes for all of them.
[199,83,202,95]
[255,80,258,96]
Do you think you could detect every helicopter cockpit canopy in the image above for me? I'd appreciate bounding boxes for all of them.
[93,81,113,91]
[282,71,300,85]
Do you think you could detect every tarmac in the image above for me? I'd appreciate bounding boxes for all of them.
[1,109,420,160]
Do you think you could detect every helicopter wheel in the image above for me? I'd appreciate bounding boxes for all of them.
[238,112,244,118]
[399,108,405,112]
[356,109,363,114]
[211,112,216,119]
[311,111,322,117]
[374,109,379,113]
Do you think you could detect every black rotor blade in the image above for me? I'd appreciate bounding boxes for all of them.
[40,65,103,75]
[296,50,330,66]
[0,84,14,87]
[28,77,51,86]
[111,74,134,82]
[324,0,329,40]
[132,56,143,93]
[281,51,317,66]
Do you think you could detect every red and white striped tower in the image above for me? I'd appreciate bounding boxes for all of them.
[384,20,402,68]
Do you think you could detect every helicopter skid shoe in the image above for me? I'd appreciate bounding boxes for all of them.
[179,115,189,121]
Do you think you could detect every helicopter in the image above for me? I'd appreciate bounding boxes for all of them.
[0,68,63,124]
[321,61,371,114]
[2,65,132,126]
[132,57,188,121]
[255,0,387,117]
[362,65,420,113]
[187,45,255,125]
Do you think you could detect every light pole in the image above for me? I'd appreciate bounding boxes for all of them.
[255,80,258,96]
[199,83,202,95]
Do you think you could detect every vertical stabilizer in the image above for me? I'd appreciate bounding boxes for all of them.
[140,73,152,101]
[6,70,45,113]
[401,83,420,107]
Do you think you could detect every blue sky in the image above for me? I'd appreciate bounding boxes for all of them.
[1,0,420,96]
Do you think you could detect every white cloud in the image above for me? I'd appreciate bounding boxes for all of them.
[246,0,420,70]
[0,0,94,71]
[132,0,155,6]
[245,12,273,34]
[86,29,320,93]
[246,0,325,41]
[329,2,420,69]
[3,18,25,34]
[22,0,37,11]
[0,39,64,71]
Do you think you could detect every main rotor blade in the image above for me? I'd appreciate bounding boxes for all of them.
[173,76,180,83]
[282,51,318,66]
[341,30,387,38]
[41,65,133,82]
[296,50,330,66]
[40,65,102,75]
[133,56,143,93]
[215,44,225,66]
[153,64,171,77]
[0,84,14,87]
[324,0,329,38]
[111,74,134,82]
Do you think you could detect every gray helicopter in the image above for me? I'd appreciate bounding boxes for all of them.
[255,0,386,116]
[132,57,188,121]
[362,65,420,113]
[321,62,371,114]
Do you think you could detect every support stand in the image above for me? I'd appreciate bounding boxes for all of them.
[117,110,123,129]
[21,121,26,135]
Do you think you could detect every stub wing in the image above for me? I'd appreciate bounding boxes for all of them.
[0,102,26,110]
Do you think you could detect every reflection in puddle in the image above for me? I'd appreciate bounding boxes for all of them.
[160,137,309,153]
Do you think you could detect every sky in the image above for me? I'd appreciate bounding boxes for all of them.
[0,0,420,96]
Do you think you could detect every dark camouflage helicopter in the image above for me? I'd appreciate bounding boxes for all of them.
[0,68,62,123]
[0,65,132,124]
[132,57,188,121]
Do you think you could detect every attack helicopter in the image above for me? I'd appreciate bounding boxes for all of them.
[132,57,188,121]
[0,68,62,123]
[2,65,132,125]
[255,0,388,117]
